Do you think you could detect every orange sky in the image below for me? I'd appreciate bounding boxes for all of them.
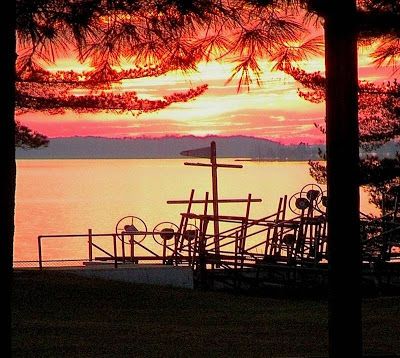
[17,48,398,145]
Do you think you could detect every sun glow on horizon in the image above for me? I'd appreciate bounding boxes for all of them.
[18,42,398,145]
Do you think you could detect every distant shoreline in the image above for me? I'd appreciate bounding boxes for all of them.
[15,136,325,161]
[16,157,317,162]
[15,136,397,160]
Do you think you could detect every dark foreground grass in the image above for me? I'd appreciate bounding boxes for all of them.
[12,271,400,357]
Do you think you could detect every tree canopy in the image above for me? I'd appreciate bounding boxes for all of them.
[15,121,49,149]
[289,65,400,212]
[15,1,399,117]
[15,0,325,116]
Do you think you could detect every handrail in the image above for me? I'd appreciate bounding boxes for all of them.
[37,229,187,269]
[38,232,120,269]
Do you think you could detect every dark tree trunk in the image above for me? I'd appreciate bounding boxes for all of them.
[0,0,16,353]
[324,1,362,356]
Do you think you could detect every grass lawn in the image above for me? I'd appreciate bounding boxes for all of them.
[12,270,400,357]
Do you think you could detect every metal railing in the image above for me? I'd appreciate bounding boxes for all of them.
[36,229,187,269]
[37,231,120,269]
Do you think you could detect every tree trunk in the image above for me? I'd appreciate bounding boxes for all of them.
[324,1,362,356]
[0,0,16,353]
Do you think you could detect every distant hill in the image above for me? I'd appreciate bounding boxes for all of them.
[16,136,325,160]
[15,135,399,160]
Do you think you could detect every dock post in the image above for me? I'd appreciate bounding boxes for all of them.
[198,219,208,289]
[121,233,126,263]
[38,236,43,270]
[88,229,93,262]
[130,235,135,263]
[163,237,167,264]
[210,141,220,257]
[113,234,118,268]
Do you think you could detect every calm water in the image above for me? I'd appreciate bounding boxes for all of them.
[15,159,377,264]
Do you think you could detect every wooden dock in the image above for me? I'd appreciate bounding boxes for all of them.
[26,143,400,291]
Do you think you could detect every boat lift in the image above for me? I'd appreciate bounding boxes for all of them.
[35,141,400,289]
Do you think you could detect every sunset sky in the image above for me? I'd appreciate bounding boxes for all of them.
[17,47,397,145]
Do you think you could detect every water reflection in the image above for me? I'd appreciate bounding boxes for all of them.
[15,159,377,263]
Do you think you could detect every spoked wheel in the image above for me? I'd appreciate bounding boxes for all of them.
[152,222,179,247]
[301,184,323,203]
[182,224,199,240]
[180,223,200,248]
[182,224,200,241]
[315,190,328,214]
[115,216,147,244]
[289,191,311,215]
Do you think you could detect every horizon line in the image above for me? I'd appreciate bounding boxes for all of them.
[45,134,326,146]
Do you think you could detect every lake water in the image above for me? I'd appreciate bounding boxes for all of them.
[14,159,377,265]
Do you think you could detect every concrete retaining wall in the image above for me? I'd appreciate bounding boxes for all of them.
[74,264,194,289]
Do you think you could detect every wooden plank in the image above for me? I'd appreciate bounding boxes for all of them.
[184,162,243,169]
[95,256,164,261]
[211,141,220,256]
[88,229,93,262]
[180,213,251,221]
[198,191,209,261]
[167,198,262,204]
[240,194,252,253]
[175,189,195,260]
[215,163,243,169]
